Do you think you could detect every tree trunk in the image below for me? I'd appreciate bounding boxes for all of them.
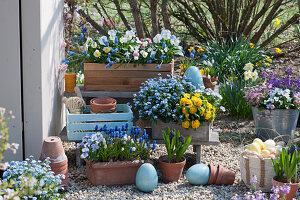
[162,0,172,30]
[150,0,159,36]
[128,0,144,38]
[113,0,131,30]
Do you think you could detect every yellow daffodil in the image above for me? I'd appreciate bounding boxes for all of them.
[194,99,203,106]
[93,50,101,57]
[205,111,212,120]
[194,93,200,97]
[197,47,204,53]
[103,47,112,53]
[250,43,254,48]
[189,106,197,114]
[275,18,280,25]
[192,120,200,129]
[184,93,190,98]
[276,48,282,54]
[266,56,272,62]
[179,64,185,70]
[188,47,194,52]
[182,107,187,114]
[244,70,252,80]
[200,69,206,76]
[206,103,212,110]
[182,121,190,129]
[265,62,271,66]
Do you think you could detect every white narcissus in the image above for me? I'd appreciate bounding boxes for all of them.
[244,62,254,71]
[244,70,252,80]
[252,70,258,81]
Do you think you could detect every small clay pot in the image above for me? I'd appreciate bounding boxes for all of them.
[215,165,235,185]
[65,73,76,93]
[158,155,186,183]
[203,76,218,90]
[90,97,117,114]
[272,177,300,200]
[207,164,218,185]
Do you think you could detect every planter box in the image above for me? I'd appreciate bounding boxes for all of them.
[151,120,211,144]
[85,160,148,186]
[66,104,133,141]
[252,107,299,140]
[84,61,174,92]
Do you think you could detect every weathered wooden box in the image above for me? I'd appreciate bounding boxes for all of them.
[83,61,174,92]
[151,120,211,144]
[66,104,133,141]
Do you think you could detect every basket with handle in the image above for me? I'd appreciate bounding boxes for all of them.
[240,135,292,192]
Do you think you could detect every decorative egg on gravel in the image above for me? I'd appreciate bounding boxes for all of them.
[253,138,265,150]
[248,143,261,154]
[183,66,204,89]
[136,163,158,193]
[186,164,210,185]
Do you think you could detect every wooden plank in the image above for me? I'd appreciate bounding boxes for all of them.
[84,71,170,78]
[84,77,149,86]
[84,84,141,92]
[68,122,133,132]
[84,62,173,71]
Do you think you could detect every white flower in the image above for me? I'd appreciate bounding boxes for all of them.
[161,30,171,40]
[109,35,115,41]
[141,50,148,58]
[104,144,107,149]
[103,47,111,53]
[132,147,136,151]
[147,47,153,52]
[131,139,134,143]
[252,70,258,81]
[93,50,101,57]
[244,70,252,80]
[91,41,97,48]
[243,62,253,71]
[120,37,127,43]
[108,29,117,36]
[82,147,89,152]
[125,30,135,40]
[86,37,92,44]
[153,34,162,43]
[98,36,108,45]
[220,106,226,112]
[274,97,279,101]
[102,138,106,144]
[121,147,124,151]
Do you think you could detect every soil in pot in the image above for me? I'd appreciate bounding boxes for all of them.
[203,76,218,90]
[90,97,117,114]
[272,177,300,200]
[158,155,186,183]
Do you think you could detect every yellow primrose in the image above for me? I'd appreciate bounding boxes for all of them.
[192,120,200,129]
[200,107,205,115]
[205,111,212,120]
[276,48,282,54]
[191,96,198,101]
[180,98,188,106]
[93,50,101,58]
[179,64,184,70]
[189,106,197,114]
[275,18,280,25]
[194,93,200,97]
[184,93,190,98]
[194,99,202,106]
[182,107,187,114]
[197,47,204,53]
[185,113,189,119]
[186,100,193,107]
[250,43,254,48]
[188,47,194,52]
[103,47,112,53]
[182,121,190,129]
[200,69,206,76]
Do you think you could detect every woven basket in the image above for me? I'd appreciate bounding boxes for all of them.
[240,135,292,192]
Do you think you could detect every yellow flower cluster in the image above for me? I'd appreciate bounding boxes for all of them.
[180,93,216,129]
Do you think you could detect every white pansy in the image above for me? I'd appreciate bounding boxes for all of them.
[125,30,135,40]
[104,144,107,149]
[131,139,134,143]
[103,47,111,53]
[142,41,148,47]
[91,41,97,48]
[86,37,92,44]
[120,37,127,43]
[147,47,153,52]
[132,147,136,152]
[109,35,115,41]
[141,50,148,58]
[252,70,258,81]
[161,29,171,40]
[243,62,253,71]
[153,34,162,43]
[108,29,117,36]
[98,36,108,45]
[93,50,101,57]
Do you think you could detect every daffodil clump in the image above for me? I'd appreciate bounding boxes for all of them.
[177,93,216,130]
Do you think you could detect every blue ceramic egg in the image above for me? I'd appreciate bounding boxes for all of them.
[186,164,210,185]
[136,163,158,192]
[184,66,204,89]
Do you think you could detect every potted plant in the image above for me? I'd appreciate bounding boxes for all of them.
[158,128,191,183]
[78,124,156,186]
[244,68,300,139]
[271,144,300,200]
[199,62,218,90]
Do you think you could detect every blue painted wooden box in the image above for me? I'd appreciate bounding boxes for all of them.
[66,104,133,141]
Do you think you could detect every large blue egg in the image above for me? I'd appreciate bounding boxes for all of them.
[186,164,210,185]
[136,163,158,192]
[184,66,204,89]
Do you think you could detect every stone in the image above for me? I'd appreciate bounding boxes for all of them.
[184,66,204,89]
[135,163,158,192]
[186,164,210,185]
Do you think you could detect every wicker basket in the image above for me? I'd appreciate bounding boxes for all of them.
[240,135,292,192]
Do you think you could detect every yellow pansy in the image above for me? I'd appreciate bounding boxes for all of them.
[250,43,254,48]
[188,47,194,52]
[205,111,211,120]
[197,47,204,53]
[189,106,197,114]
[200,69,206,76]
[103,47,112,53]
[207,103,212,110]
[194,93,200,97]
[93,50,101,57]
[276,48,282,54]
[184,93,190,98]
[182,121,190,129]
[275,18,280,25]
[194,99,203,106]
[192,120,200,129]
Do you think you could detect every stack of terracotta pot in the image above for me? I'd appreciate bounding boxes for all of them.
[207,164,235,185]
[40,136,69,186]
[90,97,117,114]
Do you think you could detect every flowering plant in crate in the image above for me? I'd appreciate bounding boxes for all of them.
[177,92,217,130]
[133,75,195,123]
[78,124,156,162]
[0,156,64,199]
[80,29,183,68]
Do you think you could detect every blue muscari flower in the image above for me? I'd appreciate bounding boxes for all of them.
[115,131,119,138]
[82,26,87,34]
[147,141,150,147]
[103,124,107,131]
[95,125,98,131]
[121,125,125,131]
[114,37,118,44]
[190,52,194,58]
[126,55,129,60]
[203,55,208,60]
[139,138,143,143]
[147,60,153,63]
[111,48,118,54]
[67,51,76,56]
[80,33,84,41]
[115,126,118,131]
[131,126,134,134]
[108,53,111,58]
[116,58,120,62]
[87,54,90,58]
[192,48,196,54]
[109,61,115,65]
[162,42,166,49]
[130,147,133,154]
[152,140,156,150]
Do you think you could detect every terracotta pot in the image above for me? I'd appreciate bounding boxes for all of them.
[85,159,149,186]
[90,97,117,114]
[215,165,235,185]
[272,177,300,200]
[203,76,218,90]
[40,136,69,186]
[158,155,186,183]
[65,73,76,93]
[207,164,218,185]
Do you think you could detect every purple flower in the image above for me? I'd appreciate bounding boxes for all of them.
[250,175,257,184]
[280,184,290,195]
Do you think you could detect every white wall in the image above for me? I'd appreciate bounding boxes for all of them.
[22,0,64,158]
[0,0,23,161]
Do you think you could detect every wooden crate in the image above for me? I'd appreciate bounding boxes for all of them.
[66,104,133,141]
[84,61,174,92]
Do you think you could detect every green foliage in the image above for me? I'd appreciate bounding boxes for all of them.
[220,78,252,118]
[162,128,191,163]
[202,37,270,83]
